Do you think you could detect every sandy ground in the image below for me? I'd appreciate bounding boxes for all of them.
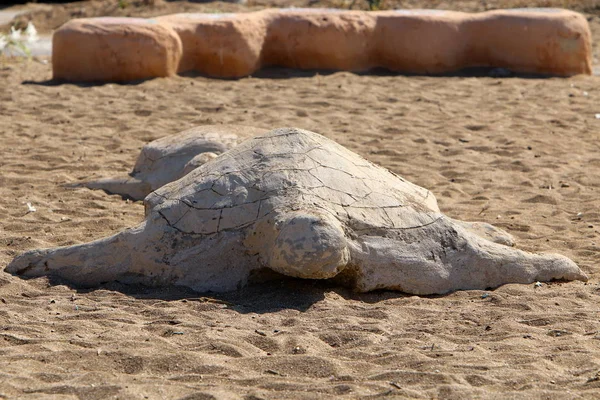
[2,1,600,399]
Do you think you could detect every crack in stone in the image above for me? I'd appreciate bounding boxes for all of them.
[253,145,325,159]
[354,215,445,232]
[216,209,223,233]
[157,210,184,233]
[158,208,254,236]
[170,203,192,227]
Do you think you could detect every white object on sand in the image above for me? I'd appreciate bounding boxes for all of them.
[24,22,38,43]
[73,125,267,200]
[6,128,587,294]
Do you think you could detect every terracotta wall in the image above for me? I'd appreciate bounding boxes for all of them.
[52,8,592,82]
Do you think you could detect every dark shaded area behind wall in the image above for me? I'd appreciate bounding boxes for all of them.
[0,1,83,5]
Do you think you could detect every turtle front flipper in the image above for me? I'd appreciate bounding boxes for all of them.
[65,176,151,201]
[348,217,587,294]
[5,223,159,287]
[246,210,350,279]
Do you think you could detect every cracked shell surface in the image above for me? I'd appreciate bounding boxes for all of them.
[146,127,440,234]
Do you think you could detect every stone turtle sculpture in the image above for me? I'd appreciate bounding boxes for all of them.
[75,125,267,200]
[6,128,587,294]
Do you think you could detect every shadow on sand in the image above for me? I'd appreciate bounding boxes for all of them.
[21,65,554,87]
[21,77,155,87]
[40,271,412,315]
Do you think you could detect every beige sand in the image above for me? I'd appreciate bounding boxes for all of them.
[2,2,600,399]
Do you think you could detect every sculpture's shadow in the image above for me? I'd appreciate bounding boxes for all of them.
[21,66,551,88]
[21,78,154,88]
[183,66,550,80]
[45,272,410,315]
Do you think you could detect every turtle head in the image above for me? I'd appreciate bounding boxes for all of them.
[247,210,350,279]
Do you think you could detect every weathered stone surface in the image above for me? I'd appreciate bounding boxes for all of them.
[6,128,587,294]
[372,8,592,76]
[158,8,592,77]
[456,8,592,77]
[158,13,267,78]
[76,125,267,200]
[53,8,591,82]
[52,17,183,82]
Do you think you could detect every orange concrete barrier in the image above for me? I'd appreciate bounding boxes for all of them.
[52,17,182,82]
[157,13,266,79]
[52,8,592,82]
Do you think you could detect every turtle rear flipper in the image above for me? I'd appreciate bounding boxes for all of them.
[452,219,516,247]
[348,217,587,294]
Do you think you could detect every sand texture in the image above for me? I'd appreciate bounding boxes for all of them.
[1,2,600,399]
